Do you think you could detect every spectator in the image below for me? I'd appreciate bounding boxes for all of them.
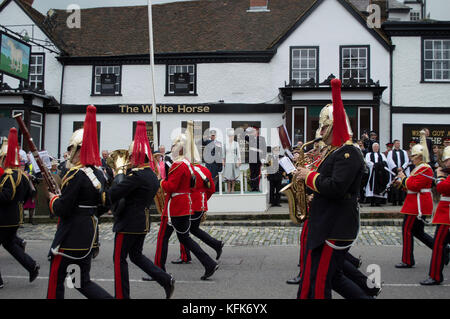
[101,150,113,183]
[431,145,441,170]
[384,142,393,157]
[387,140,410,206]
[364,143,390,207]
[203,131,222,191]
[363,131,379,153]
[245,127,267,192]
[444,137,450,148]
[58,151,69,178]
[153,150,166,180]
[357,139,368,157]
[222,129,241,193]
[267,146,284,207]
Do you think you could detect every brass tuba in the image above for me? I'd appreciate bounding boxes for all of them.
[280,137,322,224]
[107,149,130,175]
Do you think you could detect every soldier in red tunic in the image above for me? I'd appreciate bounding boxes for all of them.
[420,146,450,285]
[174,162,224,264]
[153,127,219,280]
[394,133,434,268]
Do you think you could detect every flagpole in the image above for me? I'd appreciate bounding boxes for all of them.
[148,0,158,150]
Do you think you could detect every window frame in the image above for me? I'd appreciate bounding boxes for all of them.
[28,52,45,90]
[410,11,420,21]
[30,111,43,151]
[289,46,319,85]
[291,106,307,145]
[91,65,123,96]
[339,45,371,84]
[165,64,197,96]
[421,37,450,83]
[357,107,373,139]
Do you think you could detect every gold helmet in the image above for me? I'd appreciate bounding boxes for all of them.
[171,133,188,162]
[410,130,430,162]
[442,146,450,162]
[410,144,425,158]
[317,104,353,144]
[67,129,84,164]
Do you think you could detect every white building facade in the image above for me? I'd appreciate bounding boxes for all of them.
[382,21,450,149]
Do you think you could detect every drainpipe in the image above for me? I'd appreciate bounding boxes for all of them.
[58,62,65,159]
[389,45,394,143]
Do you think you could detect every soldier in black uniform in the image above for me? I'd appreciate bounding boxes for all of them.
[295,79,367,299]
[0,128,40,287]
[46,106,113,299]
[108,121,175,299]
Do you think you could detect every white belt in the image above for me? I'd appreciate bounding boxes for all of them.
[168,192,192,234]
[78,205,97,209]
[407,188,431,194]
[441,196,450,202]
[408,189,432,223]
[171,192,189,197]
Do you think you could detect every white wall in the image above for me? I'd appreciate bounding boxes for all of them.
[62,62,275,105]
[44,113,59,157]
[0,1,63,101]
[392,36,450,107]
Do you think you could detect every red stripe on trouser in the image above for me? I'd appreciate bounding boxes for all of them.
[114,233,124,299]
[299,250,312,299]
[299,220,309,276]
[314,241,334,299]
[47,251,63,299]
[155,216,168,268]
[429,226,441,280]
[430,225,448,281]
[402,216,415,265]
[180,244,188,261]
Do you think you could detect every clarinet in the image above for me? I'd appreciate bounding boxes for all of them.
[13,114,61,196]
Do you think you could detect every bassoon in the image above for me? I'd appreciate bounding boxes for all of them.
[13,114,61,195]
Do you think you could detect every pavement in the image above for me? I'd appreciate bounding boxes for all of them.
[28,201,409,226]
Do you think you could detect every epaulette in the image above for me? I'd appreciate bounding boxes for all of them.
[61,165,82,190]
[0,168,17,200]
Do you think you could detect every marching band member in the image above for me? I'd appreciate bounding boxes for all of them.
[394,131,434,268]
[0,128,40,288]
[420,146,450,285]
[153,126,219,280]
[294,79,366,299]
[108,121,175,299]
[174,161,224,265]
[46,105,112,299]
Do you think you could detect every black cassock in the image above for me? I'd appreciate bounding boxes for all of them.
[364,152,390,199]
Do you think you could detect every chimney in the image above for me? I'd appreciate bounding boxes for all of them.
[370,0,388,21]
[247,0,270,12]
[21,0,34,6]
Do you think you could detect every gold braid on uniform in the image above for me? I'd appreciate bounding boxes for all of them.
[0,169,17,200]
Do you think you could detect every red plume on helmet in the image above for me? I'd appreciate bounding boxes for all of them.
[132,121,154,169]
[80,105,101,167]
[331,78,350,147]
[4,128,20,168]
